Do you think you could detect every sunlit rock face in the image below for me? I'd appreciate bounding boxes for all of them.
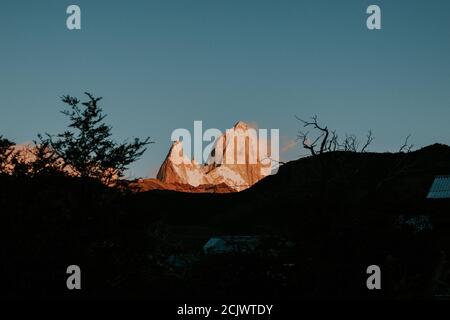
[155,121,271,192]
[156,140,210,187]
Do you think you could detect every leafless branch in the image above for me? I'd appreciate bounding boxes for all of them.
[342,134,359,152]
[296,115,329,155]
[361,130,374,153]
[295,115,376,156]
[399,134,414,153]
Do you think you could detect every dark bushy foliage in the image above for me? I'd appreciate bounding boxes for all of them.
[0,136,14,173]
[1,136,450,299]
[44,92,152,184]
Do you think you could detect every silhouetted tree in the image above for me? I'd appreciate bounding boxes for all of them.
[0,136,14,173]
[296,115,374,155]
[30,137,65,176]
[360,130,374,153]
[9,138,65,177]
[342,134,359,152]
[44,92,152,184]
[399,134,414,153]
[296,115,329,156]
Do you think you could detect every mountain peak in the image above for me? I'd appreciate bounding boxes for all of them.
[233,121,250,130]
[166,140,184,161]
[155,121,269,192]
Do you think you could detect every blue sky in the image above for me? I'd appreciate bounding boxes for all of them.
[1,0,450,178]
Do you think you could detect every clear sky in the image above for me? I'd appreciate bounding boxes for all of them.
[1,0,450,178]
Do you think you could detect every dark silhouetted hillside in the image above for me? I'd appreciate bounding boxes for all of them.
[1,144,450,299]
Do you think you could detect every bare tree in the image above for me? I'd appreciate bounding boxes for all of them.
[296,115,330,156]
[342,134,358,152]
[326,130,339,152]
[361,130,374,153]
[399,134,414,153]
[296,115,374,155]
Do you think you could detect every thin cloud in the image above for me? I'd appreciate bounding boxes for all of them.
[281,138,297,153]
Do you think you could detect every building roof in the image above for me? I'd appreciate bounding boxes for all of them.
[427,175,450,199]
[203,236,259,254]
